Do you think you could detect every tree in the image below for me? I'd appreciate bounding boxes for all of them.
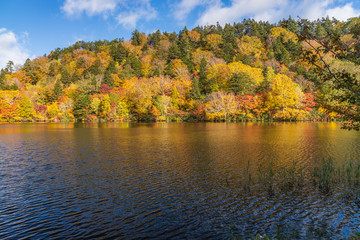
[229,73,255,95]
[73,92,91,121]
[190,77,201,99]
[6,61,14,73]
[16,94,35,120]
[168,42,181,60]
[221,42,235,63]
[103,70,114,88]
[266,73,301,120]
[99,95,111,119]
[0,69,5,90]
[198,57,208,94]
[60,68,72,86]
[71,71,81,83]
[53,80,63,101]
[131,30,142,46]
[298,17,360,130]
[110,42,128,63]
[127,53,142,77]
[103,61,116,87]
[88,59,102,75]
[205,91,238,121]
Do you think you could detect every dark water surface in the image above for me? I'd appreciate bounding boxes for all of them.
[1,122,360,239]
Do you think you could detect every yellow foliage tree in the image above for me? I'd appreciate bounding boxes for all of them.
[237,35,265,60]
[269,27,298,43]
[206,34,223,50]
[99,94,111,119]
[205,91,238,121]
[187,30,201,42]
[266,73,301,120]
[47,102,60,120]
[141,55,154,77]
[206,61,264,91]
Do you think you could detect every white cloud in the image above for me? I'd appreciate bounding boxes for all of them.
[175,0,360,26]
[116,0,157,29]
[62,0,157,29]
[0,28,30,69]
[173,0,205,21]
[326,3,360,21]
[62,0,118,17]
[196,0,287,25]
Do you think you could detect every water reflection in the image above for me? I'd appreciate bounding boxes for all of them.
[0,122,360,239]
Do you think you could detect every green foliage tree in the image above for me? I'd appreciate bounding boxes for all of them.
[274,38,291,64]
[199,57,208,94]
[53,80,63,101]
[128,53,142,77]
[168,42,181,60]
[190,77,201,99]
[73,92,91,121]
[71,71,81,83]
[60,68,72,86]
[0,69,5,90]
[131,30,142,46]
[88,59,102,75]
[103,71,114,88]
[229,73,255,95]
[110,42,128,63]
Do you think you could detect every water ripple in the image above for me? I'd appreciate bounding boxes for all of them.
[1,123,360,239]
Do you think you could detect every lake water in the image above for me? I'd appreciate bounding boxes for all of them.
[1,122,360,239]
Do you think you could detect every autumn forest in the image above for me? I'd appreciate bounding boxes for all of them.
[0,17,359,124]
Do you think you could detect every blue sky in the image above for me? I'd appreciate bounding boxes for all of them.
[0,0,359,69]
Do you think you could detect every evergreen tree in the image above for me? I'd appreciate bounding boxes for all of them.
[229,73,255,95]
[274,38,291,64]
[60,69,72,86]
[102,61,117,87]
[222,42,235,63]
[149,30,161,48]
[183,57,195,73]
[128,53,142,77]
[199,57,208,94]
[0,69,5,90]
[23,58,32,73]
[48,62,57,77]
[103,71,114,88]
[6,61,14,73]
[190,77,201,99]
[222,24,237,48]
[110,42,128,63]
[280,16,299,33]
[89,59,102,75]
[164,61,173,77]
[107,60,117,74]
[119,64,134,80]
[53,80,63,101]
[73,92,91,121]
[71,71,81,83]
[76,57,86,68]
[168,42,181,60]
[141,43,148,52]
[315,21,327,39]
[131,30,142,46]
[178,36,191,59]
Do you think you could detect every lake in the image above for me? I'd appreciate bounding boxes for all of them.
[1,122,360,239]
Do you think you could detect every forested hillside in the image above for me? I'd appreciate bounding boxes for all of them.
[0,17,359,123]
